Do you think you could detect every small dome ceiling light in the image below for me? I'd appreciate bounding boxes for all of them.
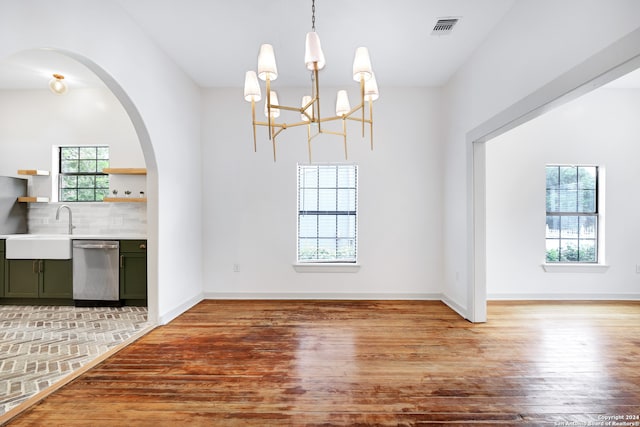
[49,73,68,95]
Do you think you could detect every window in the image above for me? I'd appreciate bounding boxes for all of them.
[297,164,357,263]
[59,146,109,202]
[545,165,598,263]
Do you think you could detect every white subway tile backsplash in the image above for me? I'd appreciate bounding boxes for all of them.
[27,203,146,235]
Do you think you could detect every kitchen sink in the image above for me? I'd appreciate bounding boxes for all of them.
[5,235,72,260]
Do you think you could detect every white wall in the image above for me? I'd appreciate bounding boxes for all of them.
[442,0,640,317]
[0,0,204,324]
[202,87,444,298]
[486,88,640,298]
[0,88,144,197]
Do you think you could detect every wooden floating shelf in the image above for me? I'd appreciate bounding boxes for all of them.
[17,169,50,176]
[17,196,50,203]
[103,197,147,203]
[102,168,147,175]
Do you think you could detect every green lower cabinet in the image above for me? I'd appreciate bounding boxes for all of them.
[119,240,147,301]
[40,260,73,298]
[5,259,72,299]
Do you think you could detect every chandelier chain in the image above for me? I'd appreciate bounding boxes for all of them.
[311,0,316,31]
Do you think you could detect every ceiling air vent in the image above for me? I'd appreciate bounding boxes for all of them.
[431,18,459,36]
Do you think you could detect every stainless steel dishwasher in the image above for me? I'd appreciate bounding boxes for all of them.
[72,240,120,302]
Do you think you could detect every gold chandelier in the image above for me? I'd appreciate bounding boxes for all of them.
[243,0,379,162]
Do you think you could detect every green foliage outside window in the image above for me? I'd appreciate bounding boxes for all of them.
[59,146,109,202]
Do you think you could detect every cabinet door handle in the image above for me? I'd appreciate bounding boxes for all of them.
[139,243,146,250]
[120,255,124,269]
[39,260,44,273]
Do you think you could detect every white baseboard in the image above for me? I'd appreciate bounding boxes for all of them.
[158,293,204,325]
[203,292,444,301]
[441,295,469,320]
[488,293,640,301]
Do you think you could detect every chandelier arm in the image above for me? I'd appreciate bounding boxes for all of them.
[307,124,313,163]
[360,77,365,138]
[251,99,257,152]
[270,117,277,162]
[343,119,348,160]
[314,65,321,133]
[369,101,374,151]
[266,78,272,140]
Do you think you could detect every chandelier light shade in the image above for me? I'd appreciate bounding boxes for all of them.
[243,0,379,162]
[364,73,379,102]
[257,44,278,81]
[352,47,373,82]
[304,32,326,70]
[336,90,351,117]
[243,71,261,102]
[49,73,68,95]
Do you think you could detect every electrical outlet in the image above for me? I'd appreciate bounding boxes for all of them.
[233,264,240,273]
[636,265,640,274]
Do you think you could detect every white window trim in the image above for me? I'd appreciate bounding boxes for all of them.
[541,263,609,273]
[293,263,361,273]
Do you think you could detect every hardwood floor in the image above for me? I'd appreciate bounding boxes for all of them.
[6,300,640,426]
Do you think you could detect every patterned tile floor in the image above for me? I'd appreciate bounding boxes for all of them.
[0,305,150,416]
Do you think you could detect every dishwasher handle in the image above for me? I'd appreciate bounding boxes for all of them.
[73,241,119,250]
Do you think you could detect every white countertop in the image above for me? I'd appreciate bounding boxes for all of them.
[0,234,147,240]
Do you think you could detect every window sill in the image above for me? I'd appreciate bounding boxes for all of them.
[541,263,609,273]
[293,263,361,273]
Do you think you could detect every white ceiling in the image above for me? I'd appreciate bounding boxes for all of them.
[0,0,639,91]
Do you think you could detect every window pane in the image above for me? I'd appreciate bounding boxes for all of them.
[61,147,78,160]
[337,189,356,211]
[560,216,578,238]
[337,238,356,260]
[580,216,597,239]
[546,216,560,238]
[318,167,336,188]
[95,188,109,201]
[579,240,597,262]
[337,216,356,238]
[61,160,79,173]
[560,239,579,262]
[300,167,318,188]
[97,146,109,159]
[318,189,337,211]
[546,189,559,212]
[546,166,559,190]
[79,147,96,159]
[97,160,109,172]
[299,215,317,238]
[61,175,77,189]
[577,189,595,213]
[78,189,95,201]
[61,189,77,202]
[96,175,109,188]
[578,166,596,190]
[558,190,577,212]
[317,239,336,259]
[559,166,577,190]
[298,239,318,260]
[301,189,318,211]
[78,176,95,188]
[318,215,337,238]
[79,159,97,173]
[337,166,356,187]
[546,239,560,262]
